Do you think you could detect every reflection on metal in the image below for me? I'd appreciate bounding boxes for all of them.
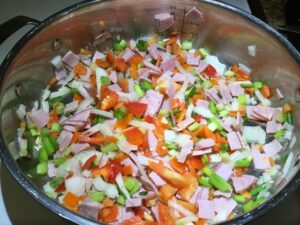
[52,38,62,51]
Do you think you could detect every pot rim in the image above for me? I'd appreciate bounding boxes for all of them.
[0,1,299,225]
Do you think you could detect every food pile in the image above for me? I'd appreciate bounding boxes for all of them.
[15,31,296,224]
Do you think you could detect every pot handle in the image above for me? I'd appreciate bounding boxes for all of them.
[0,15,40,45]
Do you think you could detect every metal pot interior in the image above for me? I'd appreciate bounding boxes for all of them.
[0,0,299,224]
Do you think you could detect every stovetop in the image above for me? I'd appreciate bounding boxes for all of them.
[0,0,299,225]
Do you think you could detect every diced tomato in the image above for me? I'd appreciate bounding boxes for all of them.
[194,114,202,122]
[144,115,154,124]
[107,160,123,182]
[106,51,115,65]
[135,208,145,218]
[99,204,119,223]
[203,64,217,77]
[101,91,119,111]
[123,127,145,146]
[55,181,66,192]
[125,102,148,117]
[82,155,97,171]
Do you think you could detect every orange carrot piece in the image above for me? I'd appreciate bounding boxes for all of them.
[121,165,132,176]
[113,58,128,72]
[196,219,206,225]
[64,192,80,208]
[71,132,81,143]
[118,78,129,92]
[95,59,110,69]
[73,93,84,102]
[74,63,87,75]
[99,205,119,223]
[157,202,176,225]
[106,51,115,65]
[159,184,178,203]
[170,158,186,173]
[123,127,145,146]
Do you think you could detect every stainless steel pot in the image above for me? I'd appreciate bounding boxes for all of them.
[0,0,299,224]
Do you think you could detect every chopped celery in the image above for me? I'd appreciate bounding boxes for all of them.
[42,137,55,155]
[250,183,266,196]
[89,191,105,202]
[234,194,246,203]
[209,101,217,114]
[276,113,285,123]
[27,122,36,129]
[49,136,58,151]
[220,144,230,152]
[220,131,228,137]
[198,176,213,188]
[100,76,111,86]
[36,162,47,175]
[243,200,256,213]
[188,122,200,132]
[224,70,235,77]
[219,109,229,117]
[181,40,192,50]
[54,156,67,166]
[240,82,253,88]
[113,42,123,51]
[119,39,128,49]
[134,84,145,97]
[202,80,212,89]
[30,129,39,137]
[101,143,118,153]
[158,40,166,47]
[216,104,224,112]
[253,81,263,89]
[49,177,64,189]
[140,79,153,91]
[238,94,247,105]
[203,166,213,177]
[117,195,126,205]
[50,123,61,132]
[199,48,208,58]
[54,102,65,115]
[209,173,231,192]
[38,148,48,163]
[207,122,218,132]
[114,108,126,120]
[235,158,252,167]
[70,88,78,94]
[201,154,209,165]
[40,127,50,137]
[185,86,197,100]
[159,108,170,117]
[165,142,177,150]
[254,196,265,206]
[124,177,140,195]
[136,40,148,52]
[209,118,223,131]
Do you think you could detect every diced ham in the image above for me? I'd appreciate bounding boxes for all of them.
[140,90,163,117]
[228,83,245,96]
[92,51,105,62]
[231,174,257,193]
[148,129,158,152]
[186,52,200,66]
[143,59,162,73]
[215,163,233,181]
[57,130,73,151]
[62,108,92,125]
[205,87,223,105]
[251,144,271,170]
[177,141,194,163]
[160,55,177,72]
[227,131,243,151]
[195,61,208,74]
[166,81,177,98]
[120,207,135,221]
[213,198,237,217]
[121,158,139,177]
[175,117,195,131]
[109,71,118,83]
[64,101,79,113]
[70,143,91,154]
[126,198,143,208]
[149,171,166,186]
[221,117,233,132]
[246,106,275,121]
[157,71,173,82]
[78,199,102,220]
[185,7,203,23]
[120,48,135,62]
[197,200,215,219]
[148,44,165,60]
[27,109,50,128]
[192,148,212,156]
[263,139,283,157]
[195,138,215,149]
[172,73,196,85]
[266,120,282,134]
[55,67,67,80]
[232,112,243,132]
[195,99,209,109]
[214,190,232,198]
[108,84,122,92]
[63,50,80,67]
[63,125,78,132]
[47,162,57,178]
[198,187,209,200]
[218,82,232,104]
[154,13,175,31]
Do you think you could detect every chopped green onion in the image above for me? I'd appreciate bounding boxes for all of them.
[185,86,197,100]
[220,144,230,152]
[181,40,192,50]
[54,156,67,166]
[284,112,292,124]
[234,194,246,203]
[119,39,128,49]
[250,183,266,196]
[116,195,126,205]
[114,108,126,120]
[49,177,64,189]
[238,94,247,105]
[54,102,65,115]
[30,128,39,136]
[140,79,153,91]
[38,148,48,163]
[42,137,55,155]
[113,42,123,51]
[208,173,231,192]
[198,176,213,188]
[36,162,48,175]
[70,88,78,94]
[202,80,212,89]
[188,122,200,132]
[165,142,177,150]
[199,48,208,58]
[88,191,105,202]
[253,81,263,89]
[235,158,252,167]
[101,143,118,153]
[201,154,209,165]
[139,191,148,196]
[50,123,61,132]
[209,101,217,114]
[134,84,145,97]
[243,200,256,213]
[240,82,253,88]
[40,127,50,137]
[100,76,111,86]
[224,70,235,77]
[136,40,148,52]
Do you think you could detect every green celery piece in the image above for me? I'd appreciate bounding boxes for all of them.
[216,104,224,112]
[243,200,256,213]
[101,143,118,153]
[40,128,50,137]
[136,40,148,52]
[116,195,126,205]
[202,80,212,89]
[198,176,212,188]
[220,131,228,137]
[209,173,231,192]
[207,122,218,132]
[124,177,138,192]
[185,86,197,100]
[224,70,235,77]
[100,76,111,86]
[234,194,246,203]
[113,42,123,51]
[119,39,128,49]
[209,101,217,114]
[209,118,223,131]
[54,156,67,166]
[51,123,61,132]
[240,82,253,88]
[253,81,263,89]
[38,148,48,163]
[140,79,153,91]
[201,154,209,165]
[199,48,208,58]
[42,137,55,155]
[54,102,65,115]
[89,191,105,202]
[114,108,126,120]
[30,129,39,137]
[235,158,252,167]
[49,177,64,189]
[219,110,229,117]
[181,40,192,50]
[158,40,166,47]
[165,142,177,150]
[134,84,145,97]
[36,162,48,175]
[274,129,284,139]
[238,94,247,105]
[203,166,213,177]
[254,196,265,206]
[188,122,200,132]
[250,183,266,196]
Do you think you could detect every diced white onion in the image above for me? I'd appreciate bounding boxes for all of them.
[130,120,155,130]
[164,130,177,142]
[282,152,294,176]
[193,106,214,118]
[91,108,114,118]
[50,55,64,70]
[116,173,130,199]
[49,86,70,99]
[16,104,26,120]
[65,176,87,196]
